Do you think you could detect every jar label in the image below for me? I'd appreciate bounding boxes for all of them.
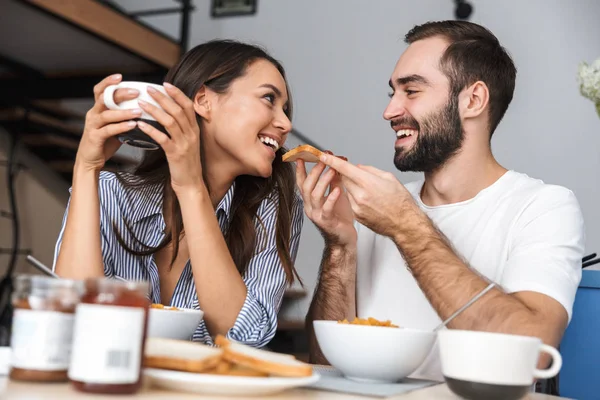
[10,309,75,371]
[68,304,145,384]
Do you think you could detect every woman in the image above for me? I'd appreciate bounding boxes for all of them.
[53,40,303,348]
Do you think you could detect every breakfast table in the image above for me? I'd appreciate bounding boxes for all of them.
[0,377,571,399]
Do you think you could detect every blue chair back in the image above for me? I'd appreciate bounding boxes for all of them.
[559,269,600,399]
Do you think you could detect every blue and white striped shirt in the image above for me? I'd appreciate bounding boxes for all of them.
[53,171,304,348]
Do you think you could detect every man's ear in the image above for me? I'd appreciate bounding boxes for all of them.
[460,81,489,120]
[193,86,211,121]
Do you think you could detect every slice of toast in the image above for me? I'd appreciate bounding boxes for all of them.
[282,144,348,163]
[226,364,270,377]
[282,144,323,163]
[144,337,223,373]
[215,335,313,378]
[205,361,269,377]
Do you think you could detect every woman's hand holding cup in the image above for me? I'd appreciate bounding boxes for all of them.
[75,74,140,172]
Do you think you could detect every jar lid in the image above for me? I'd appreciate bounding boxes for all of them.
[13,274,84,310]
[15,274,83,291]
[83,277,150,295]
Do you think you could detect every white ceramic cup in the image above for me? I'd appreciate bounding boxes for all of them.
[438,330,562,400]
[103,81,169,150]
[0,347,10,376]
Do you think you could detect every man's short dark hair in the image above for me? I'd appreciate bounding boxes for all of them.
[405,20,517,136]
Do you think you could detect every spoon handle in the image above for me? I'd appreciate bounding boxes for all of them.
[26,255,129,282]
[434,282,496,332]
[26,255,60,278]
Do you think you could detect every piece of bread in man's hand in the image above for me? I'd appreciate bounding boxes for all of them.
[215,335,313,378]
[144,337,223,373]
[282,144,348,163]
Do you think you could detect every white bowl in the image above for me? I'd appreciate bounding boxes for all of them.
[313,320,436,383]
[148,307,204,340]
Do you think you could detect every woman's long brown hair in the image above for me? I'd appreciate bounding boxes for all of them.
[113,40,301,285]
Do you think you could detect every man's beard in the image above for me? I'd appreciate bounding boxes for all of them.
[393,95,464,173]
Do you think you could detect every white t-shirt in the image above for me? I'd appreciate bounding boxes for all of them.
[355,170,585,381]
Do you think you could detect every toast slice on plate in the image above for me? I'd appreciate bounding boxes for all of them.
[215,335,313,378]
[144,336,313,378]
[204,360,270,377]
[144,337,223,373]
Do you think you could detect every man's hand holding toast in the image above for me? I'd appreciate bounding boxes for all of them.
[285,145,356,247]
[284,144,415,242]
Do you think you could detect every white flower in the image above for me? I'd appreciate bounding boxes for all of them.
[578,58,600,103]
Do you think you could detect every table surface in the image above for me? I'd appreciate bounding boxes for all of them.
[0,377,570,399]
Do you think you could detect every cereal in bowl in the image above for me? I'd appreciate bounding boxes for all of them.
[338,317,399,328]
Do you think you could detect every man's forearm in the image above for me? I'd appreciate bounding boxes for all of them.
[306,244,357,364]
[394,210,551,342]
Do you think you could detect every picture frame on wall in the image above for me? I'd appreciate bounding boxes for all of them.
[211,0,257,18]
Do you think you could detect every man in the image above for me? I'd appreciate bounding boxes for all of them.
[297,20,584,381]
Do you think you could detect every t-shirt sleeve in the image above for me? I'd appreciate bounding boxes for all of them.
[501,185,585,321]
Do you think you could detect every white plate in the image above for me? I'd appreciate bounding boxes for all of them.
[144,368,320,396]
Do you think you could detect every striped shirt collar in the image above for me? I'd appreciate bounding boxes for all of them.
[218,181,236,219]
[127,180,237,224]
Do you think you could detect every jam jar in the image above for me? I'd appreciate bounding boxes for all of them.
[10,274,83,382]
[68,278,150,394]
